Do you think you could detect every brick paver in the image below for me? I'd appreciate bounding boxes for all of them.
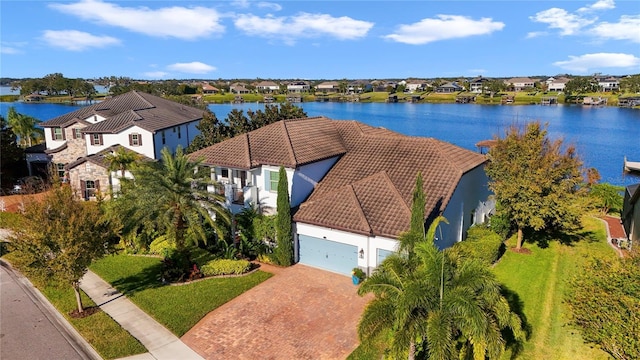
[181,264,371,360]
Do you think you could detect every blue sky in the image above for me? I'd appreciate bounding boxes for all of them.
[1,0,638,80]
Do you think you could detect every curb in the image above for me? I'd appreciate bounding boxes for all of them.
[0,259,103,360]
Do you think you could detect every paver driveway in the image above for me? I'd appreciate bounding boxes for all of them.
[182,264,372,360]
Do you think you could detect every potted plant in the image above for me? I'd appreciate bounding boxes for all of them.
[352,267,366,285]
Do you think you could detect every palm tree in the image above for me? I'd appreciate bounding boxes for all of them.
[358,218,524,359]
[7,106,42,147]
[113,146,230,251]
[104,146,140,178]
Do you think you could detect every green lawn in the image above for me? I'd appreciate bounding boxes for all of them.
[90,254,273,336]
[493,217,616,360]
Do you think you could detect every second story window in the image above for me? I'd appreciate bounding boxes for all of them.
[52,127,64,141]
[162,131,166,145]
[129,133,142,146]
[92,134,103,145]
[73,128,82,139]
[268,170,279,192]
[177,126,181,139]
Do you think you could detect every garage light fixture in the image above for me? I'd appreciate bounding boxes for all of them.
[359,248,364,259]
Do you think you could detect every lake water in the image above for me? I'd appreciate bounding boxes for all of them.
[2,100,639,187]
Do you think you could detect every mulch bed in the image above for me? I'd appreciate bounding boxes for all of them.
[69,306,101,319]
[509,247,532,255]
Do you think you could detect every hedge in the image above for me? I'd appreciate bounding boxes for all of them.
[201,259,250,276]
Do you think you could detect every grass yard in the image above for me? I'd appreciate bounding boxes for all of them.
[493,217,617,360]
[90,254,273,336]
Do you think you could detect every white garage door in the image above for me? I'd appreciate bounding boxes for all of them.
[298,235,358,275]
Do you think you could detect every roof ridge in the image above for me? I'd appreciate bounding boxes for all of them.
[131,90,155,109]
[281,120,298,166]
[428,138,464,173]
[242,133,251,168]
[348,184,374,236]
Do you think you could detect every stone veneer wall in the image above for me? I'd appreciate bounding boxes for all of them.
[50,125,89,165]
[68,161,110,200]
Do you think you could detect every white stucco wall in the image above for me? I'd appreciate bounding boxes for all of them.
[439,165,492,249]
[255,165,294,210]
[86,126,155,158]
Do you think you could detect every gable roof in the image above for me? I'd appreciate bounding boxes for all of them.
[40,91,203,134]
[191,116,487,239]
[189,117,348,169]
[65,144,152,171]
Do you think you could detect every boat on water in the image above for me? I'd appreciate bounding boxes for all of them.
[624,157,640,173]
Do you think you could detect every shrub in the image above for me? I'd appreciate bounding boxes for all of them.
[453,226,504,265]
[201,259,250,276]
[160,249,194,283]
[352,267,366,281]
[149,235,175,255]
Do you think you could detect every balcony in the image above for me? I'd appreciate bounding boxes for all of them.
[210,183,257,212]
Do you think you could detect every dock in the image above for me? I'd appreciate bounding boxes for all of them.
[624,157,640,173]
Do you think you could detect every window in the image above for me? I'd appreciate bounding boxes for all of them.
[91,134,103,145]
[57,163,66,180]
[220,168,229,179]
[268,170,279,192]
[73,128,82,139]
[129,133,141,146]
[52,128,64,140]
[177,126,181,139]
[162,131,166,145]
[82,180,99,200]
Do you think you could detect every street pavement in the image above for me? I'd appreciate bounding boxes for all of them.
[0,261,101,360]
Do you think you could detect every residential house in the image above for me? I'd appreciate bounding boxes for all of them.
[469,76,491,94]
[287,81,310,93]
[622,183,639,248]
[316,81,340,93]
[189,116,493,275]
[545,77,570,92]
[230,83,251,94]
[405,80,427,93]
[201,83,219,94]
[505,77,537,92]
[40,90,203,199]
[348,80,370,94]
[435,82,464,93]
[596,76,620,92]
[255,81,280,93]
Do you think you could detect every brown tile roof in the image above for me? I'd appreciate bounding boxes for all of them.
[65,144,152,171]
[190,116,486,239]
[189,117,347,169]
[41,91,203,134]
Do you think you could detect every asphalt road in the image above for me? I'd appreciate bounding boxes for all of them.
[0,261,100,360]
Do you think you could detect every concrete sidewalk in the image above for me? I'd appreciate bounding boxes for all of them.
[80,270,203,360]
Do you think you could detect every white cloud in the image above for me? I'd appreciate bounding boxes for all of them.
[526,31,548,39]
[1,46,22,54]
[142,71,169,78]
[231,0,250,9]
[167,62,216,74]
[578,0,615,13]
[49,0,224,40]
[257,2,282,11]
[529,8,595,36]
[42,30,120,51]
[234,12,373,44]
[383,15,504,45]
[591,15,640,43]
[553,53,640,73]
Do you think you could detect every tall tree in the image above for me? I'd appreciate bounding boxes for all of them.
[110,146,229,251]
[7,106,42,147]
[0,115,26,188]
[398,172,426,261]
[104,146,141,178]
[273,166,293,266]
[485,122,583,249]
[8,184,114,313]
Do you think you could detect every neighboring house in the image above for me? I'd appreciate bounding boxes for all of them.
[316,81,340,93]
[255,81,280,93]
[348,80,370,93]
[505,77,537,92]
[230,83,251,94]
[287,81,311,93]
[405,80,427,93]
[469,76,491,93]
[622,183,639,247]
[190,116,493,275]
[24,143,49,178]
[40,90,203,199]
[435,82,464,93]
[201,83,219,94]
[596,76,620,92]
[545,77,570,92]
